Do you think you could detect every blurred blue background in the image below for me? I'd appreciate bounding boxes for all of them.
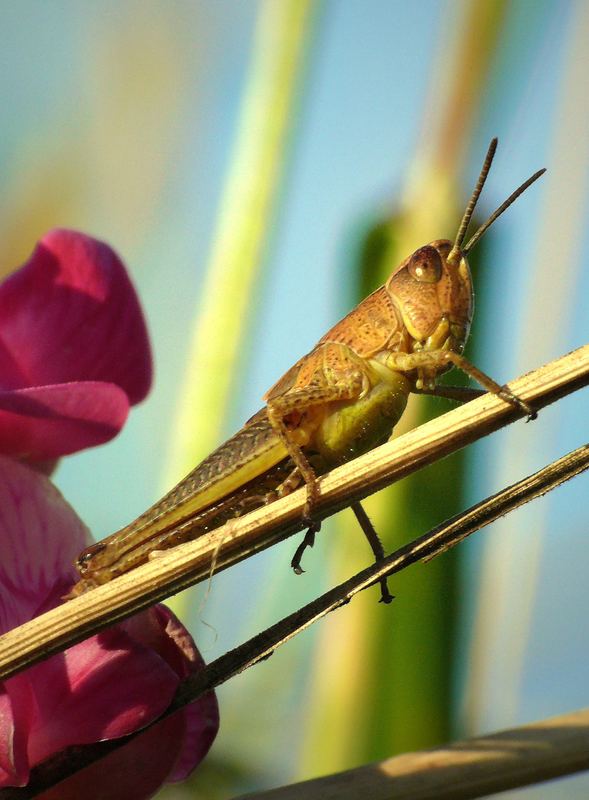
[1,1,588,798]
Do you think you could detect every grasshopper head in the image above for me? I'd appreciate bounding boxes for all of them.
[386,138,545,357]
[385,239,473,355]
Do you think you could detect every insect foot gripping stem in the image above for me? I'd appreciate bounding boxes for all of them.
[436,351,537,421]
[497,383,537,422]
[439,352,537,421]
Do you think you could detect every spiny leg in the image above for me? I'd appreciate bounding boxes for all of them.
[230,464,322,576]
[265,404,319,522]
[269,465,322,576]
[234,466,306,512]
[270,467,324,576]
[351,501,394,604]
[266,375,364,524]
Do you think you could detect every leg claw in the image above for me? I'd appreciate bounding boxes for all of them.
[499,385,536,422]
[291,525,319,575]
[379,588,395,604]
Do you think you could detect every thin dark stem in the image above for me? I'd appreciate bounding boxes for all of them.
[3,443,588,799]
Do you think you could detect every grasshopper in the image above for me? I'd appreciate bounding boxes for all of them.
[73,139,544,600]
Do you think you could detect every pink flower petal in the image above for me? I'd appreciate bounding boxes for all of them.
[0,229,217,795]
[25,626,180,765]
[0,382,129,461]
[0,676,34,787]
[0,229,152,403]
[122,604,199,678]
[38,713,188,800]
[169,690,219,783]
[122,605,219,781]
[0,455,89,633]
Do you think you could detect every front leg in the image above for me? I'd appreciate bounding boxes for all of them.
[387,350,536,419]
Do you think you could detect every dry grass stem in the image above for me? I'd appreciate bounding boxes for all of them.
[237,708,589,800]
[0,345,586,685]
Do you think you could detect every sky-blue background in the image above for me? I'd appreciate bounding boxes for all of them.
[1,2,587,797]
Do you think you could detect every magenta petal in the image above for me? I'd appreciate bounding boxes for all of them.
[0,456,90,633]
[0,689,22,786]
[0,381,129,461]
[122,604,200,678]
[26,625,180,766]
[128,606,219,782]
[39,713,188,800]
[0,229,152,404]
[0,676,34,787]
[168,688,219,782]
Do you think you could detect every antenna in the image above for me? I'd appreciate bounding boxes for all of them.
[447,138,497,263]
[463,167,546,253]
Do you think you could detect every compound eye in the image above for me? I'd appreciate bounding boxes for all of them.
[408,245,443,283]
